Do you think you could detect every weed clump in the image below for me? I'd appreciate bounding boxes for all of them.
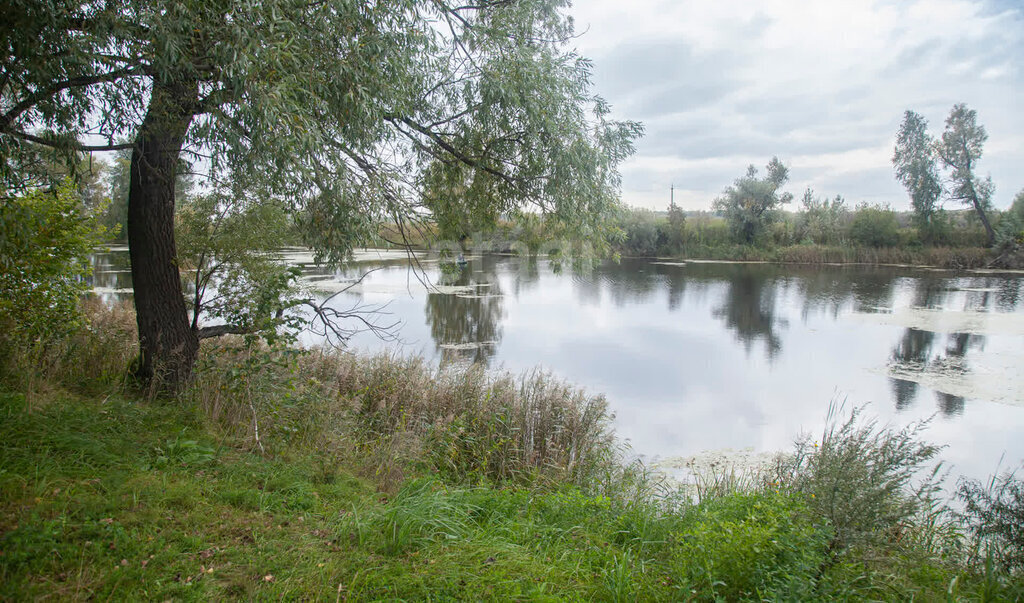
[333,354,616,488]
[959,467,1024,573]
[771,405,943,560]
[178,342,622,492]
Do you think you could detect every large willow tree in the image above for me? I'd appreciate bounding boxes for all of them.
[1,0,641,389]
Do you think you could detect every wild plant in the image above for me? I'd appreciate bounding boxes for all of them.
[771,403,944,561]
[959,465,1024,573]
[328,353,618,488]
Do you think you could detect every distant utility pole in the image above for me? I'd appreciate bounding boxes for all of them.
[670,183,674,207]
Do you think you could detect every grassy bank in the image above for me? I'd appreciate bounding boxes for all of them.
[1,303,1022,600]
[652,243,992,269]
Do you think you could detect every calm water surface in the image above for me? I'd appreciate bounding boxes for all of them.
[93,250,1024,482]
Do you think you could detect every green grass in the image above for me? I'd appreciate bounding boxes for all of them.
[0,390,372,600]
[2,387,1022,600]
[2,302,1023,600]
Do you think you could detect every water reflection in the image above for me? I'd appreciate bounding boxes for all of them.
[936,391,966,417]
[996,279,1022,310]
[426,259,504,366]
[713,271,786,360]
[912,274,947,308]
[89,252,133,291]
[89,250,1024,483]
[890,378,919,411]
[888,329,934,410]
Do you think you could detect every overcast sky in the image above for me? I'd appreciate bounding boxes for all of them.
[568,0,1023,212]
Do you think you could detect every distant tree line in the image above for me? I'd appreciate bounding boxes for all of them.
[610,199,1019,259]
[611,103,1021,259]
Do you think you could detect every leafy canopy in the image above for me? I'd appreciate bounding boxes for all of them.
[893,110,943,241]
[937,103,995,245]
[0,182,106,342]
[1,0,642,261]
[713,157,793,244]
[848,203,900,248]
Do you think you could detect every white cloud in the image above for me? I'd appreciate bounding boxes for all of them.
[571,0,1024,210]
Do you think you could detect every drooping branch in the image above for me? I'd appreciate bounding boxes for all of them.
[297,266,402,345]
[4,129,135,152]
[299,298,401,346]
[196,266,401,346]
[387,116,519,186]
[1,65,149,129]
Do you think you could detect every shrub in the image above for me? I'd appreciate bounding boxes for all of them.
[797,189,848,245]
[848,203,901,248]
[0,182,108,388]
[995,189,1024,247]
[772,405,943,558]
[668,492,828,600]
[0,182,104,342]
[615,207,665,256]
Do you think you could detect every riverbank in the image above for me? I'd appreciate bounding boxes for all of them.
[1,303,1022,599]
[649,244,993,269]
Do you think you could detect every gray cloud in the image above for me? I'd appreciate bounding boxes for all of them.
[574,0,1024,210]
[591,40,741,117]
[813,167,905,204]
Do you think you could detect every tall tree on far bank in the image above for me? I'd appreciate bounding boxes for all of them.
[938,104,996,246]
[713,157,793,244]
[893,110,943,243]
[1,0,641,391]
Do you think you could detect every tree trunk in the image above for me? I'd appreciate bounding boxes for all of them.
[127,78,198,391]
[971,199,996,247]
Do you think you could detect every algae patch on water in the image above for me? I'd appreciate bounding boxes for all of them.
[438,341,498,351]
[879,358,1024,408]
[652,447,783,495]
[851,307,1024,337]
[853,307,1024,408]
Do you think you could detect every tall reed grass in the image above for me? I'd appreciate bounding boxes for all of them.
[0,296,137,395]
[180,342,623,491]
[670,243,991,268]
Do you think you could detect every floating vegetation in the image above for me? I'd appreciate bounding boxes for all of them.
[431,284,476,295]
[438,341,499,351]
[852,307,1024,336]
[880,362,1024,408]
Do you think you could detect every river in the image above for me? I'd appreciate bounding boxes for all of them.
[92,248,1024,485]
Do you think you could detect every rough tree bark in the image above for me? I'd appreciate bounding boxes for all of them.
[127,77,199,390]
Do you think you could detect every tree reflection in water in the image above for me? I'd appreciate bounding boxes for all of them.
[425,258,504,366]
[887,277,988,416]
[713,270,786,361]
